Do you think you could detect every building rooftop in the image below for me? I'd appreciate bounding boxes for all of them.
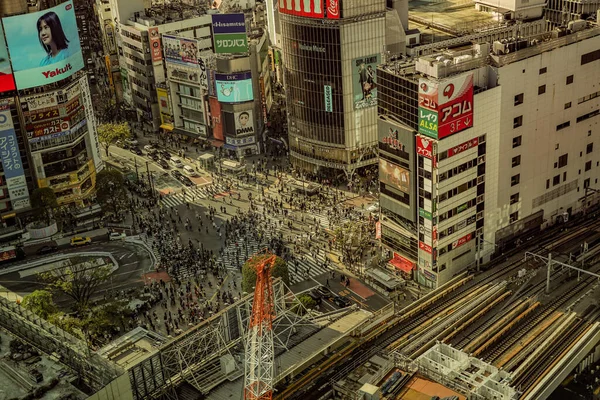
[97,327,168,369]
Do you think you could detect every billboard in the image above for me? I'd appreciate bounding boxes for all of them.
[418,73,474,140]
[2,0,84,90]
[324,85,332,112]
[327,0,340,18]
[209,97,223,141]
[234,110,254,135]
[148,27,162,62]
[163,35,198,65]
[212,14,248,54]
[157,88,173,125]
[0,103,30,210]
[352,54,380,110]
[279,0,324,18]
[198,57,209,91]
[379,158,410,193]
[416,135,434,159]
[0,24,15,93]
[215,72,253,103]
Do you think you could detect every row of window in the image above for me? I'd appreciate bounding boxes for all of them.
[439,178,478,203]
[578,90,600,105]
[438,214,476,240]
[438,157,478,183]
[437,198,477,223]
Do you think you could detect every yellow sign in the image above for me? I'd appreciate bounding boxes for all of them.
[156,88,173,125]
[105,55,114,89]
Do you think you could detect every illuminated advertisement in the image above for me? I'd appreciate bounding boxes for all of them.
[279,0,324,18]
[212,14,248,54]
[157,88,173,125]
[234,110,254,135]
[379,158,410,194]
[0,24,15,93]
[418,73,474,140]
[209,97,223,141]
[0,248,16,261]
[148,27,162,62]
[0,103,30,210]
[352,54,380,110]
[416,135,434,159]
[215,72,253,103]
[163,35,198,65]
[2,0,84,90]
[327,0,340,18]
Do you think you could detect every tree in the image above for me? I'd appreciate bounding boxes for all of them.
[242,254,289,293]
[333,220,371,266]
[95,169,128,218]
[38,257,112,313]
[30,187,58,226]
[98,122,130,157]
[297,294,316,310]
[22,290,57,319]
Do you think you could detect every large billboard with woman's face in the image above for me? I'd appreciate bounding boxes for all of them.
[2,0,84,90]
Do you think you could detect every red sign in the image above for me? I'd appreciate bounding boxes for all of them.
[438,75,474,139]
[279,0,324,18]
[0,249,16,261]
[327,0,340,18]
[31,118,70,138]
[447,137,479,158]
[416,136,433,159]
[148,27,162,62]
[419,241,432,254]
[209,97,223,141]
[390,253,414,273]
[452,233,473,249]
[375,221,381,239]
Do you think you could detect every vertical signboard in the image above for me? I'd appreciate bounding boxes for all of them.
[212,14,248,54]
[327,0,340,18]
[79,76,103,172]
[324,85,332,112]
[437,73,474,139]
[416,135,434,159]
[418,79,439,139]
[0,102,29,210]
[279,0,324,18]
[198,56,208,91]
[209,97,223,141]
[105,55,114,89]
[352,54,380,110]
[259,77,268,124]
[157,88,172,125]
[148,27,162,62]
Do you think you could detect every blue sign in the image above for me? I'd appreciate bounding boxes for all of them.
[0,106,30,210]
[2,0,84,90]
[215,72,253,103]
[212,14,246,34]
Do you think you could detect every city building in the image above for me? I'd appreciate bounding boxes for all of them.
[96,0,122,101]
[378,15,600,287]
[279,0,407,182]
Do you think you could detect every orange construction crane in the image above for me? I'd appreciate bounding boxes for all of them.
[243,253,277,400]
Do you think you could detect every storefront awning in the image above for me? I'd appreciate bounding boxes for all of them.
[211,140,224,148]
[160,124,174,132]
[389,253,415,273]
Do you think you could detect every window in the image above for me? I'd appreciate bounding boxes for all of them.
[585,160,592,171]
[565,102,571,109]
[510,211,519,223]
[546,179,550,189]
[510,193,519,204]
[539,67,547,74]
[512,136,522,148]
[566,75,574,85]
[584,178,590,189]
[511,174,520,186]
[558,153,568,168]
[587,143,593,154]
[538,85,546,95]
[556,121,571,131]
[512,155,521,167]
[581,49,600,65]
[514,93,524,105]
[553,175,560,186]
[563,171,567,181]
[513,116,523,128]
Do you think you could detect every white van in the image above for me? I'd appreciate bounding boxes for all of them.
[183,165,197,176]
[169,156,183,168]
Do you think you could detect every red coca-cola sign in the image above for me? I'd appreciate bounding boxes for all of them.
[327,0,339,18]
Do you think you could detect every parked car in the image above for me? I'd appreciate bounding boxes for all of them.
[169,156,183,168]
[315,286,331,297]
[178,175,194,187]
[161,151,171,160]
[171,170,183,179]
[308,290,322,305]
[70,237,91,247]
[37,244,58,255]
[332,295,352,308]
[183,165,197,176]
[158,159,169,169]
[130,147,143,156]
[109,232,126,241]
[143,144,155,152]
[28,369,43,383]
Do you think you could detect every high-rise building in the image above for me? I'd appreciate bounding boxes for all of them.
[378,22,600,288]
[280,0,389,181]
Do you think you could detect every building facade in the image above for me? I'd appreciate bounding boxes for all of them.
[280,0,386,180]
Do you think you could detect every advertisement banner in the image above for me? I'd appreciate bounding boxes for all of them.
[215,72,253,103]
[327,0,340,18]
[416,135,434,159]
[381,125,406,151]
[163,35,198,65]
[324,85,332,112]
[0,104,30,210]
[105,55,114,89]
[419,241,433,254]
[259,77,267,123]
[448,137,479,158]
[379,158,410,193]
[234,110,254,135]
[438,74,474,139]
[212,14,247,54]
[209,97,223,141]
[352,54,380,110]
[419,208,432,220]
[0,24,15,93]
[78,76,102,171]
[2,0,84,90]
[157,88,172,125]
[198,57,208,91]
[279,0,324,18]
[452,232,473,249]
[375,221,381,239]
[418,79,439,139]
[148,27,162,62]
[30,118,70,137]
[225,135,256,146]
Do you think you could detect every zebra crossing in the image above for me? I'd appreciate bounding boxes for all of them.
[287,252,332,285]
[159,183,230,208]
